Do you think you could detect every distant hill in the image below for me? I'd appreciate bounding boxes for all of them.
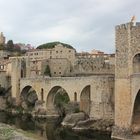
[37,41,74,50]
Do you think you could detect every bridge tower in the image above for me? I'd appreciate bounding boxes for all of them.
[112,22,140,139]
[11,57,30,103]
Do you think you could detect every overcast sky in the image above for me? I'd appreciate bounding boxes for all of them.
[0,0,139,53]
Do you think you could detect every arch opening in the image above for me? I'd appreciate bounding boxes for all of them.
[46,86,70,116]
[20,86,38,110]
[80,85,91,115]
[132,90,140,133]
[74,92,77,102]
[133,54,140,73]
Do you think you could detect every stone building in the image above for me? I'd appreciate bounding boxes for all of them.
[0,50,12,59]
[0,32,5,45]
[25,44,76,77]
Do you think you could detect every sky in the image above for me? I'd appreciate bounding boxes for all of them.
[0,0,139,53]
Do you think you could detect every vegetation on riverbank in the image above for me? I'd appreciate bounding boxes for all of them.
[0,123,39,140]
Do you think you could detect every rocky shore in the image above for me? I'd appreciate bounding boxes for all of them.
[61,112,114,133]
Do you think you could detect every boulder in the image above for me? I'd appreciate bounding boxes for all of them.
[73,119,113,132]
[73,119,95,130]
[61,112,88,128]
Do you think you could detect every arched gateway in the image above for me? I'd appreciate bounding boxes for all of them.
[132,90,140,126]
[80,85,91,115]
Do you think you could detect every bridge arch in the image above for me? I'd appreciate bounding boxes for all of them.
[20,85,38,109]
[133,53,140,73]
[132,89,140,130]
[46,86,70,108]
[80,85,91,115]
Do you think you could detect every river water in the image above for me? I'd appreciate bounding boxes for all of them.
[0,111,111,140]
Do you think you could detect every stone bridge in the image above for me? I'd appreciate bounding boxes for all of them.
[10,21,140,139]
[19,75,114,119]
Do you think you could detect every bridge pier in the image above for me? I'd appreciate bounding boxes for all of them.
[111,126,132,140]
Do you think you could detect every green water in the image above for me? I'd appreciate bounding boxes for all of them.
[0,111,111,140]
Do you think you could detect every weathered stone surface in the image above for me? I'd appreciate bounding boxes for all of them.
[61,112,88,127]
[0,97,7,110]
[73,119,113,132]
[111,125,132,140]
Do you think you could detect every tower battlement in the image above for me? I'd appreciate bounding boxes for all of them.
[116,22,140,30]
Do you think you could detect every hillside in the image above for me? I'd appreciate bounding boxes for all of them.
[37,41,74,49]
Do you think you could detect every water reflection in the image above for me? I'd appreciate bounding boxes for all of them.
[0,111,111,140]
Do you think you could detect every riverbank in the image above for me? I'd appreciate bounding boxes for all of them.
[0,123,40,140]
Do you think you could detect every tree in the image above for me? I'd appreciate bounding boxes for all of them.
[7,40,14,51]
[44,65,51,76]
[37,41,74,50]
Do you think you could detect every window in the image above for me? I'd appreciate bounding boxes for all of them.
[56,51,58,53]
[54,72,56,74]
[59,72,61,74]
[69,50,71,53]
[74,92,77,102]
[41,88,44,100]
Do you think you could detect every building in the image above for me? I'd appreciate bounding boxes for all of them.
[0,32,5,45]
[25,43,76,77]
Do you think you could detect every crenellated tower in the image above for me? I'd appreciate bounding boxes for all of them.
[112,21,140,139]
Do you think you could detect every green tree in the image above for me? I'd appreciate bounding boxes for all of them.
[54,92,70,106]
[44,65,51,76]
[7,40,14,51]
[37,41,74,49]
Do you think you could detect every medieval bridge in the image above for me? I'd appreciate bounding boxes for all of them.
[19,75,114,118]
[10,21,140,139]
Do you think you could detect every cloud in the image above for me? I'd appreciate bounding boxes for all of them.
[0,0,139,53]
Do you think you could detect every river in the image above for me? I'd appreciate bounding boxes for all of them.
[0,111,111,140]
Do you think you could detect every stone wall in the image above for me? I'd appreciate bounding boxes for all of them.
[73,57,115,75]
[0,72,11,89]
[41,58,73,77]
